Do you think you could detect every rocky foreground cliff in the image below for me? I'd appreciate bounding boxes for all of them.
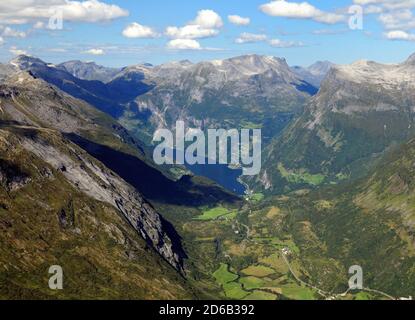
[0,70,194,298]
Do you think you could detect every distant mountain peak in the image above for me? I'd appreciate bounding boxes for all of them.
[291,60,334,87]
[308,61,334,75]
[58,59,122,82]
[9,54,46,69]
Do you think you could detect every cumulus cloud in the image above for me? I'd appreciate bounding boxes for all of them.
[260,0,345,24]
[0,37,4,46]
[122,22,158,38]
[191,9,223,28]
[235,32,267,43]
[165,9,223,39]
[384,30,415,40]
[166,39,201,50]
[83,48,105,55]
[228,15,251,26]
[165,25,219,39]
[0,0,129,25]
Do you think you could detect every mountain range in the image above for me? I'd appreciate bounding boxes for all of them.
[1,53,414,299]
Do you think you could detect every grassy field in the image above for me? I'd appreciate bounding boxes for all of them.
[244,290,277,300]
[281,283,316,300]
[239,276,265,290]
[194,207,237,221]
[250,193,265,202]
[223,282,249,299]
[355,292,371,300]
[213,263,238,284]
[278,163,325,186]
[241,265,275,277]
[259,254,289,274]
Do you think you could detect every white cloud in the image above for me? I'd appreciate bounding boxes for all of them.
[83,48,105,55]
[228,15,251,26]
[0,37,4,46]
[9,46,27,55]
[166,39,201,50]
[33,21,45,29]
[235,32,305,47]
[384,30,415,40]
[384,0,415,10]
[260,0,345,24]
[378,9,415,29]
[2,26,26,38]
[364,5,384,14]
[354,0,415,10]
[191,9,223,28]
[165,9,223,39]
[122,22,158,38]
[0,0,129,24]
[165,25,219,39]
[353,0,382,4]
[269,38,304,47]
[235,32,267,43]
[47,48,67,52]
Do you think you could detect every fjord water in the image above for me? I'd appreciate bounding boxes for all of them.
[185,163,246,195]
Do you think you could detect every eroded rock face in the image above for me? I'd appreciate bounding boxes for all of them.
[20,134,185,270]
[0,159,31,192]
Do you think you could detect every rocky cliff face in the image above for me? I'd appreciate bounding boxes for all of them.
[0,70,186,271]
[20,132,185,270]
[0,126,192,299]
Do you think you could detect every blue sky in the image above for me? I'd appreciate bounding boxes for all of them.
[0,0,414,67]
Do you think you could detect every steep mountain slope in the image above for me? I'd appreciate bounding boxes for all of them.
[291,61,335,87]
[10,55,153,118]
[58,60,122,83]
[286,137,415,297]
[0,68,240,298]
[255,54,415,194]
[0,124,193,299]
[123,54,317,143]
[0,70,145,156]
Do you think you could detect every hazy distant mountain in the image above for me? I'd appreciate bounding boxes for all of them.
[122,54,318,143]
[291,61,335,87]
[254,54,415,194]
[58,60,122,83]
[9,54,318,145]
[9,55,153,118]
